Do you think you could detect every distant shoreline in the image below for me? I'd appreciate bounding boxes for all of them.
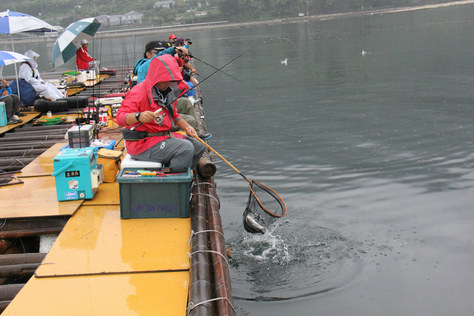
[95,0,474,38]
[7,0,474,43]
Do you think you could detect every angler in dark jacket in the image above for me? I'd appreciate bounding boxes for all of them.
[117,54,205,170]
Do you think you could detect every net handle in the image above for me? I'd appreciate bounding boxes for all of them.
[195,136,252,184]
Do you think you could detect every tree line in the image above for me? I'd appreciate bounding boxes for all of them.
[2,0,457,27]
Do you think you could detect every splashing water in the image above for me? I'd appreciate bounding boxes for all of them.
[228,219,363,301]
[242,228,292,264]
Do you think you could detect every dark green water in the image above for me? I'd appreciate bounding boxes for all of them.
[7,4,474,315]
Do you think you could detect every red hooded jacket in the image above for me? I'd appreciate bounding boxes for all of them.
[117,54,185,155]
[76,46,95,70]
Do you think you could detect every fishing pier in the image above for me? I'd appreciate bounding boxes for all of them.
[0,70,235,315]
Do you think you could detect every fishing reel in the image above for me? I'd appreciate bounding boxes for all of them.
[154,113,166,125]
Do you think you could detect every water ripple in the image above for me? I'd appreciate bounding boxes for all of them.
[228,219,362,302]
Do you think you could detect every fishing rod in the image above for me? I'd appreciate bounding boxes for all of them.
[131,42,263,131]
[189,54,245,85]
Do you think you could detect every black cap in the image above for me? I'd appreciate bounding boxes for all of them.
[185,38,192,45]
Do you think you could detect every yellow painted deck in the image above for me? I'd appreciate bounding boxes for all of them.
[2,141,192,315]
[0,111,41,135]
[0,176,82,218]
[83,74,110,87]
[36,206,191,277]
[3,271,189,316]
[17,143,67,178]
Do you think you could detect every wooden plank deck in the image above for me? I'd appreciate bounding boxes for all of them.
[0,111,41,135]
[3,271,189,315]
[0,176,83,219]
[2,130,192,315]
[35,205,191,278]
[17,143,67,178]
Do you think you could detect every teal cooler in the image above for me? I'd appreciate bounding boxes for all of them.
[117,168,192,219]
[0,102,7,127]
[52,147,98,201]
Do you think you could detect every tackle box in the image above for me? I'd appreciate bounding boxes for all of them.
[67,125,94,148]
[0,102,7,127]
[52,147,101,201]
[117,167,192,219]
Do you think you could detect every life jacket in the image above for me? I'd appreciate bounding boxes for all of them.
[22,62,39,79]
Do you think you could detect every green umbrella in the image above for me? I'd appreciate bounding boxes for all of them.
[52,17,101,68]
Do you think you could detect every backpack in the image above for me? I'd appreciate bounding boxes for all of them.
[9,80,37,107]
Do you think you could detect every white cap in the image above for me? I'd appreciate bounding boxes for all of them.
[81,39,89,45]
[24,50,39,59]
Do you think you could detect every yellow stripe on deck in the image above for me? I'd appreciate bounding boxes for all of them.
[2,271,189,316]
[82,74,110,87]
[36,205,191,277]
[0,176,82,218]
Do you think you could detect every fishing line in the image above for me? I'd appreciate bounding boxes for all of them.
[131,42,264,131]
[189,54,246,85]
[194,136,287,234]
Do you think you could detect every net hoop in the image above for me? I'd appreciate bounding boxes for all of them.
[249,180,287,218]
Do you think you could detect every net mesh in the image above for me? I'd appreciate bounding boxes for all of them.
[243,181,287,233]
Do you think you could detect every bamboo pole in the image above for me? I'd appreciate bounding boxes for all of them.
[189,179,215,316]
[0,217,68,239]
[206,178,235,316]
[0,253,46,266]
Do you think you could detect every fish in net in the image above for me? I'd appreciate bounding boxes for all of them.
[243,180,287,234]
[195,136,288,233]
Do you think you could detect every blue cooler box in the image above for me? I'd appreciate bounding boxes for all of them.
[0,102,7,127]
[117,168,192,219]
[52,147,98,201]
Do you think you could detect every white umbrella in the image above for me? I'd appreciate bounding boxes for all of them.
[52,18,101,68]
[0,10,57,34]
[0,51,30,66]
[0,10,57,99]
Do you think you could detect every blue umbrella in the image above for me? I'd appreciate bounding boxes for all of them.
[0,51,30,66]
[0,10,57,99]
[0,10,57,34]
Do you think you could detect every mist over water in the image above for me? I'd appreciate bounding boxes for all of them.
[8,3,474,315]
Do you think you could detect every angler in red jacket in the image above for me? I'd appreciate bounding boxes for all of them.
[76,39,95,70]
[117,54,205,170]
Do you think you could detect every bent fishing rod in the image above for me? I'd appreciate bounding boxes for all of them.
[131,42,263,131]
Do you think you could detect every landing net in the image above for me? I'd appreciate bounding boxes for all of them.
[243,180,287,234]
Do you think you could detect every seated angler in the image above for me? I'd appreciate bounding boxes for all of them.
[136,45,188,84]
[174,38,197,77]
[117,54,205,170]
[19,50,63,101]
[0,78,22,125]
[133,40,168,77]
